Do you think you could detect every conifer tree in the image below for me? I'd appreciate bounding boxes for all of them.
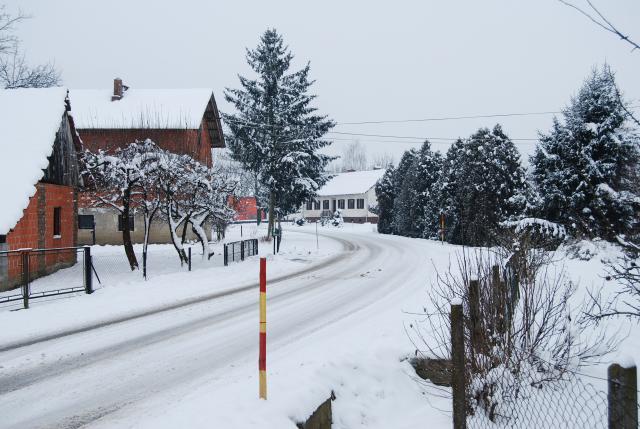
[531,66,639,240]
[375,166,396,234]
[391,149,418,235]
[224,29,335,237]
[439,125,526,246]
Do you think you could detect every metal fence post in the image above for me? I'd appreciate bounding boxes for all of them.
[22,250,30,309]
[188,247,192,272]
[241,241,245,261]
[608,363,638,429]
[451,301,466,429]
[84,247,93,294]
[224,244,228,266]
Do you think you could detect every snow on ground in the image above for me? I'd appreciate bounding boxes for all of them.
[0,223,637,428]
[0,223,342,346]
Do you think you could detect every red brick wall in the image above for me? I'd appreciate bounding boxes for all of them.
[5,183,76,285]
[79,127,212,167]
[230,197,265,221]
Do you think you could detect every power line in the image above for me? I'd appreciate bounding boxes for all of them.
[327,131,538,142]
[333,105,640,126]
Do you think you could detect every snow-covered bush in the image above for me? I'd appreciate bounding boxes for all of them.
[411,239,614,421]
[500,218,567,250]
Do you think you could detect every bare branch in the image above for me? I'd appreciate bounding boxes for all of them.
[0,50,61,89]
[559,0,640,52]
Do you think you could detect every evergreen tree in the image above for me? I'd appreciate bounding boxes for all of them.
[392,141,443,238]
[392,149,418,235]
[375,166,396,234]
[439,125,526,246]
[531,66,639,240]
[223,29,335,237]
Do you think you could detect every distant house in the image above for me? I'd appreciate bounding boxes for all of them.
[70,79,226,245]
[0,88,81,290]
[230,197,266,222]
[302,169,386,223]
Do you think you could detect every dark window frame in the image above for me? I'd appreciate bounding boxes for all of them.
[78,214,95,230]
[0,234,6,244]
[118,214,135,232]
[313,200,321,210]
[322,200,330,210]
[306,200,313,210]
[338,199,345,209]
[53,207,61,237]
[348,199,355,209]
[357,199,365,209]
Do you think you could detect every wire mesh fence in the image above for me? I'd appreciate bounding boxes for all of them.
[466,369,610,428]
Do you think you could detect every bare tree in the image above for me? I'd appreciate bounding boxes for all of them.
[370,152,395,169]
[558,1,639,52]
[0,5,61,89]
[341,140,368,172]
[0,50,60,88]
[409,236,615,420]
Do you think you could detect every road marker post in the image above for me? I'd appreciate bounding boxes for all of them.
[259,257,267,399]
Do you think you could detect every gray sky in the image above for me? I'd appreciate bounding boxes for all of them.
[6,0,640,163]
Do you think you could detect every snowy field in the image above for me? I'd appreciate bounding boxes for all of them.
[0,224,636,428]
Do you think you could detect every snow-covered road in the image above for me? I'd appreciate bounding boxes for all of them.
[0,227,440,428]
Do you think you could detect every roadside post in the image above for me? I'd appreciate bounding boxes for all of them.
[259,257,267,399]
[316,221,319,250]
[440,212,445,244]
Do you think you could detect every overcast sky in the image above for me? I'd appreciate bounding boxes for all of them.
[6,0,640,163]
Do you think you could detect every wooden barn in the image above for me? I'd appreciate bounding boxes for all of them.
[0,88,81,290]
[70,79,226,245]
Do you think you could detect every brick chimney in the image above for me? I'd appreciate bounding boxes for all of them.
[112,78,123,101]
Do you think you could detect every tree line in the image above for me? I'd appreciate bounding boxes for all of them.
[376,66,640,246]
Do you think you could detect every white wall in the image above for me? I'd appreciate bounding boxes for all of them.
[302,186,378,219]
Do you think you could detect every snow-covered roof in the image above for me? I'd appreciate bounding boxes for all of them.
[69,88,214,129]
[318,169,386,196]
[0,87,68,235]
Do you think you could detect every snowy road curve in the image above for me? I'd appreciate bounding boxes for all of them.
[0,229,425,428]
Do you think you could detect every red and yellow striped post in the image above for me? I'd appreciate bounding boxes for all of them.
[259,257,267,399]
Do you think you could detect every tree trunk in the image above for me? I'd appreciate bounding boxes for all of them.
[122,188,139,271]
[267,190,276,240]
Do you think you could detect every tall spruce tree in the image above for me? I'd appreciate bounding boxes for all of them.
[224,29,335,236]
[392,149,418,235]
[375,166,396,234]
[531,66,639,240]
[439,125,526,246]
[393,141,443,238]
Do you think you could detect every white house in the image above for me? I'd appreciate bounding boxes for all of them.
[303,169,386,223]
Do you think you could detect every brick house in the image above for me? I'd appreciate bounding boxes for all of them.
[0,88,81,291]
[70,79,225,245]
[230,197,266,222]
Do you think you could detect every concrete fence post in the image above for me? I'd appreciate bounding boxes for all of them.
[451,301,466,429]
[608,363,637,429]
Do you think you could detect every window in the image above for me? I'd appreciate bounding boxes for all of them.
[53,207,61,237]
[313,200,320,210]
[357,199,365,209]
[78,215,95,230]
[118,214,135,231]
[348,199,355,209]
[338,199,345,209]
[0,234,5,244]
[322,200,330,210]
[306,200,313,210]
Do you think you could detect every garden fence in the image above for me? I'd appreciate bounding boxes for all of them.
[224,239,259,266]
[0,246,93,309]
